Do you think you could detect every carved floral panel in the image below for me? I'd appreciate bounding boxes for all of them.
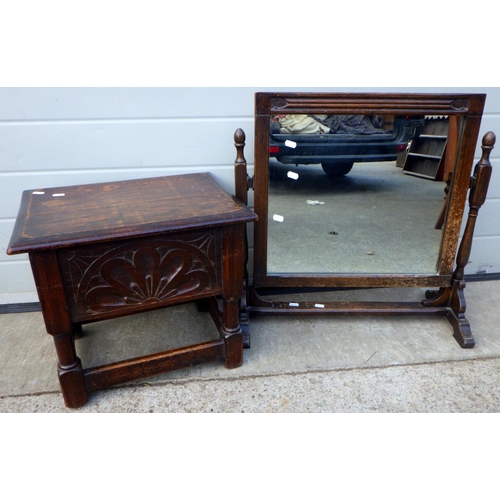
[59,231,221,320]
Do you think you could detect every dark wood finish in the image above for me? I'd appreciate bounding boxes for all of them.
[253,92,486,289]
[8,173,254,253]
[240,92,493,348]
[422,131,495,347]
[234,128,252,347]
[28,250,87,407]
[258,93,485,115]
[8,173,257,408]
[84,340,225,392]
[57,230,223,323]
[234,128,249,206]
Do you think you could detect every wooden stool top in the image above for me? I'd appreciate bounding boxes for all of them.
[8,173,256,254]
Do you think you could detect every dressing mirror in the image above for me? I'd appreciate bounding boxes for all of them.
[234,92,494,348]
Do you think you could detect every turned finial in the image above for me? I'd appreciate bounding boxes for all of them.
[234,128,248,204]
[480,131,496,161]
[234,128,246,166]
[469,131,494,208]
[483,130,496,146]
[234,128,246,147]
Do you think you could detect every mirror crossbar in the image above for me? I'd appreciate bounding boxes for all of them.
[248,300,448,316]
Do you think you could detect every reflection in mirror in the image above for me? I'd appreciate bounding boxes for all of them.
[266,113,454,275]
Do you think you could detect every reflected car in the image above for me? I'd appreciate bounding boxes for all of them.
[269,114,425,177]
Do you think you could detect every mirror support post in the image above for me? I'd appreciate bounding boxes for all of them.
[233,128,251,347]
[234,128,248,205]
[423,131,495,347]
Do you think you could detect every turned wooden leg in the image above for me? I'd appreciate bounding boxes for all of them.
[29,251,88,408]
[221,321,244,369]
[221,224,245,368]
[53,331,87,408]
[222,290,244,368]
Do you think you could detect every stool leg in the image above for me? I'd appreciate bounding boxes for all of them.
[221,225,245,368]
[222,301,244,368]
[53,331,88,408]
[29,251,88,408]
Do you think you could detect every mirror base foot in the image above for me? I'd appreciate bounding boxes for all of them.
[448,311,475,348]
[422,280,475,348]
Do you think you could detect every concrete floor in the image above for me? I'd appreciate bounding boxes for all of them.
[1,280,500,412]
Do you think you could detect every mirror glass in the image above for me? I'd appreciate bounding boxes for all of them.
[266,112,457,275]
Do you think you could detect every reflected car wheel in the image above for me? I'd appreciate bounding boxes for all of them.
[321,162,354,177]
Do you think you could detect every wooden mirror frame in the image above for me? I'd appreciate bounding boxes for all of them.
[234,92,495,348]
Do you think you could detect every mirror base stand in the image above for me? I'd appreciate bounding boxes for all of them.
[243,131,495,349]
[235,106,495,350]
[245,282,474,348]
[422,280,473,348]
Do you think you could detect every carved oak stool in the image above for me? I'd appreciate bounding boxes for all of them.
[7,173,257,408]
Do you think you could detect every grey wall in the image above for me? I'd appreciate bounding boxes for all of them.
[1,87,499,303]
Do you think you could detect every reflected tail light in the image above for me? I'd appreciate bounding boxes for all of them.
[269,146,280,153]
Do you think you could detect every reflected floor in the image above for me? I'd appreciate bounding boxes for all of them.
[267,161,446,275]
